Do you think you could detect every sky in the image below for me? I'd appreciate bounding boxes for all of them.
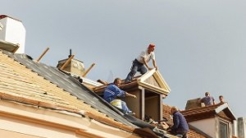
[1,0,246,117]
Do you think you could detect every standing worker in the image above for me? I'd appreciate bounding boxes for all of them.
[125,43,158,83]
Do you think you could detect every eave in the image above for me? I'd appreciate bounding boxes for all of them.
[181,103,236,122]
[137,81,169,95]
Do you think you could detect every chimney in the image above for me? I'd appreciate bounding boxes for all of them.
[0,15,26,53]
[238,117,246,138]
[185,98,203,110]
[57,49,86,77]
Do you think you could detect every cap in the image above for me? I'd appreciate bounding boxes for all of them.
[148,43,155,48]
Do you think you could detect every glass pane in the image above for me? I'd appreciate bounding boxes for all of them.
[219,122,228,138]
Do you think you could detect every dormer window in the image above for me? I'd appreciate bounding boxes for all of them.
[219,119,229,138]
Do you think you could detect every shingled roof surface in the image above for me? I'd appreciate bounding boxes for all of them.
[0,50,140,133]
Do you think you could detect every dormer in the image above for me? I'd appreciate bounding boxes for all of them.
[181,103,236,138]
[94,69,171,121]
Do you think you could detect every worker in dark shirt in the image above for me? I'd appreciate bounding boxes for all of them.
[168,106,189,138]
[200,92,215,106]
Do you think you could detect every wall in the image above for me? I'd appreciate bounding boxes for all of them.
[0,115,78,138]
[145,94,160,121]
[189,118,216,138]
[0,100,138,138]
[124,89,141,118]
[215,116,233,138]
[0,129,44,138]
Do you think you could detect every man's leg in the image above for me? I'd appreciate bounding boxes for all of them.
[125,63,138,83]
[121,101,132,114]
[139,65,147,75]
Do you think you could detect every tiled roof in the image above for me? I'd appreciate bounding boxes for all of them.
[0,15,22,21]
[181,103,236,122]
[162,104,212,138]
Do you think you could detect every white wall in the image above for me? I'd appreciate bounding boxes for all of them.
[0,16,26,53]
[0,116,77,138]
[189,118,216,138]
[0,100,138,138]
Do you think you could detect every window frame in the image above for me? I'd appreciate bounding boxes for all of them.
[219,119,229,138]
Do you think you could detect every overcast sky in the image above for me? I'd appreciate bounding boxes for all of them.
[2,0,246,117]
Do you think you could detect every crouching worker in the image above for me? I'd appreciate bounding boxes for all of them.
[103,78,137,115]
[167,106,189,138]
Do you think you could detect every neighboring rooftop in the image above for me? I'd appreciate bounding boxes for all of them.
[181,102,236,122]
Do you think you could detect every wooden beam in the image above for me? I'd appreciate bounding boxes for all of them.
[36,47,50,63]
[60,55,74,70]
[82,63,95,77]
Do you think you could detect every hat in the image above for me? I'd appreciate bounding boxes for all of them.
[148,43,155,48]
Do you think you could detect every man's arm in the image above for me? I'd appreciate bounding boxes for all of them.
[152,59,157,70]
[171,114,180,130]
[126,92,137,98]
[142,57,152,70]
[212,97,215,105]
[199,97,204,103]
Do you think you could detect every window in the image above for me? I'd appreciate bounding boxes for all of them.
[219,121,229,138]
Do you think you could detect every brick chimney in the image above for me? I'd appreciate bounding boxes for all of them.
[0,15,26,53]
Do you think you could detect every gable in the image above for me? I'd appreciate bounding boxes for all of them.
[218,111,231,121]
[144,75,160,87]
[137,69,171,95]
